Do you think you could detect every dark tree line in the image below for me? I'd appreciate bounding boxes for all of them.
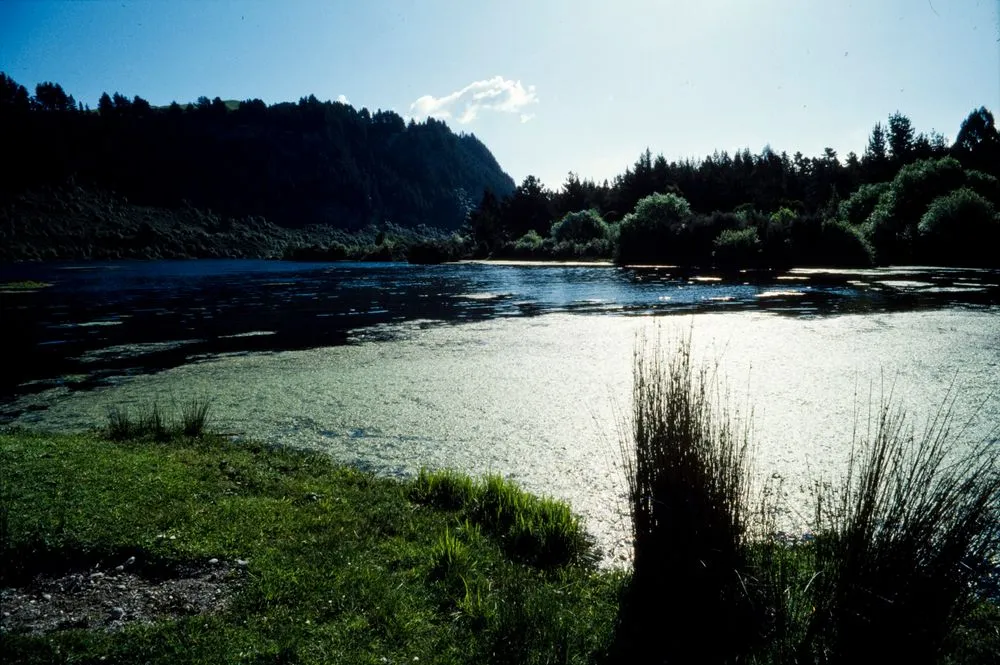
[469,107,999,267]
[0,73,515,231]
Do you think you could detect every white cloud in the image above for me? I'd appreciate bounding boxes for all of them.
[410,76,538,124]
[336,94,350,105]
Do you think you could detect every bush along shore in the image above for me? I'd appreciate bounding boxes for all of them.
[0,185,465,263]
[2,357,999,663]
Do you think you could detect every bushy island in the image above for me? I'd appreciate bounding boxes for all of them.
[3,72,998,268]
[3,339,999,664]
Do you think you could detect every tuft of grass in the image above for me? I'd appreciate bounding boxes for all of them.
[413,467,476,510]
[180,398,212,437]
[413,469,595,568]
[105,399,212,441]
[105,405,137,441]
[431,526,471,587]
[614,332,758,663]
[803,394,1000,663]
[140,401,169,441]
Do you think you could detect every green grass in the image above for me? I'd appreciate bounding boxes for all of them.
[0,428,621,664]
[412,469,595,568]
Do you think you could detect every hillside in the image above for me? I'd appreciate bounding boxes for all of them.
[0,75,516,234]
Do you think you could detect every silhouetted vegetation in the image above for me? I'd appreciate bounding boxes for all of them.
[3,71,997,269]
[105,399,211,440]
[613,336,1000,664]
[807,397,1000,664]
[469,108,999,268]
[0,72,514,238]
[0,184,463,261]
[614,335,757,663]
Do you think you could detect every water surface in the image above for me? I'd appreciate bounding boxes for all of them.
[3,261,998,562]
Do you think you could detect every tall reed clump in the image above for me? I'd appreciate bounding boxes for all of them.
[613,331,1000,664]
[803,396,1000,663]
[613,333,758,664]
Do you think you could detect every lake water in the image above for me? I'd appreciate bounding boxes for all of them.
[3,260,999,563]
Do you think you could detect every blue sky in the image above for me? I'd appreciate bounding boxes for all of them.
[2,0,998,189]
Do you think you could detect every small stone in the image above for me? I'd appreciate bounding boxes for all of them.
[115,565,125,572]
[89,572,105,580]
[208,558,220,565]
[169,535,177,541]
[125,556,136,565]
[42,593,52,601]
[235,559,249,567]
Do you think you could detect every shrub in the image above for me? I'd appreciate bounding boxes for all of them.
[406,239,461,264]
[838,182,891,226]
[713,227,762,269]
[917,187,999,266]
[511,230,544,257]
[769,207,799,227]
[865,157,966,264]
[550,209,609,244]
[615,192,693,265]
[963,170,1000,206]
[283,242,348,261]
[816,219,875,267]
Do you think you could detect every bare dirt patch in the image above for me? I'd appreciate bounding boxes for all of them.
[1,556,246,635]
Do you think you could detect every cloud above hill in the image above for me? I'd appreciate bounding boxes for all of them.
[410,76,538,124]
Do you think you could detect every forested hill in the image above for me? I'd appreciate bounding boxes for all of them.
[0,74,515,231]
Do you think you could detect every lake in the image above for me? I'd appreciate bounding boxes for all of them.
[2,260,998,563]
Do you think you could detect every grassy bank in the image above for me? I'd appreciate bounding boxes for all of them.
[3,372,998,663]
[0,428,620,664]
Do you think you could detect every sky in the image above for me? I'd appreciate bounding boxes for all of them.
[2,0,998,190]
